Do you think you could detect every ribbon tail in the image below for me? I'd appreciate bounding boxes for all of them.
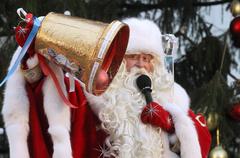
[38,54,78,109]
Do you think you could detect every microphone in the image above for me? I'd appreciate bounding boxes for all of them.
[136,74,153,104]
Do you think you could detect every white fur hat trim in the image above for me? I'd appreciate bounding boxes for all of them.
[122,18,164,59]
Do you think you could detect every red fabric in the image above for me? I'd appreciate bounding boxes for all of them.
[38,54,78,108]
[188,110,212,158]
[229,103,240,121]
[25,77,211,158]
[15,13,35,70]
[26,76,106,158]
[141,102,211,158]
[65,78,102,158]
[15,13,33,47]
[141,102,174,133]
[26,77,52,158]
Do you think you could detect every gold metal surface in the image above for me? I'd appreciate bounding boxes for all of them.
[35,12,129,94]
[231,0,240,17]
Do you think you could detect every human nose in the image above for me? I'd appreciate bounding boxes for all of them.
[136,58,145,68]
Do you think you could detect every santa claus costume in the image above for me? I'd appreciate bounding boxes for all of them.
[87,18,212,158]
[2,15,211,158]
[1,12,102,158]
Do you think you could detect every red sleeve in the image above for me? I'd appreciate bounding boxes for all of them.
[188,110,212,158]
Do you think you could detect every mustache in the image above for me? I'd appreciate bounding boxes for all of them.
[128,67,150,76]
[104,65,153,95]
[121,67,152,92]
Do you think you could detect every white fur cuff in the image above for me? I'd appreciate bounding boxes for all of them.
[6,124,30,158]
[164,104,202,158]
[48,126,72,158]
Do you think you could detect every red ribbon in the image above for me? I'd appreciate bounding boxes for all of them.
[38,54,78,108]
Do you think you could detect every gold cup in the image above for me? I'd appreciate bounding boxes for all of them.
[35,12,129,95]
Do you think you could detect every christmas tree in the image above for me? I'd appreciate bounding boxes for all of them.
[0,0,239,157]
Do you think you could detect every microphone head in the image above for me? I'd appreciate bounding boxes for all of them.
[136,74,152,93]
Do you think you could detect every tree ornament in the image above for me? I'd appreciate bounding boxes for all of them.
[230,16,240,36]
[229,102,240,121]
[206,112,219,131]
[209,146,228,158]
[230,16,240,48]
[95,69,109,92]
[231,0,240,17]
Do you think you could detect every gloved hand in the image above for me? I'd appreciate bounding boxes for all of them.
[15,12,36,70]
[141,102,174,133]
[15,13,33,46]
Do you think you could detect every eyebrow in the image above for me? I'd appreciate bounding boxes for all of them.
[124,54,154,60]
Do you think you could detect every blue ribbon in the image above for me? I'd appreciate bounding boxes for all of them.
[0,17,41,87]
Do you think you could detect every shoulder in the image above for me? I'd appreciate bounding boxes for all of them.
[173,82,190,112]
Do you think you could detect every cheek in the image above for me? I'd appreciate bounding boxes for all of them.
[126,60,136,72]
[146,63,154,73]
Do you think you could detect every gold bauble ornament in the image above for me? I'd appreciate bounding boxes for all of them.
[207,112,219,131]
[209,146,228,158]
[231,0,240,17]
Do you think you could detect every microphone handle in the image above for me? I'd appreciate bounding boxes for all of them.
[143,91,153,104]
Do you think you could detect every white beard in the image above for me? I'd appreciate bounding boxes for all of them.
[98,62,174,158]
[89,60,202,158]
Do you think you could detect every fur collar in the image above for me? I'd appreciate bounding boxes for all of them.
[2,47,72,158]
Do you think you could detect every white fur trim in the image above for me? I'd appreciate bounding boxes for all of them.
[84,91,106,115]
[159,83,201,158]
[2,47,30,158]
[168,134,178,145]
[26,54,39,69]
[48,126,72,158]
[156,83,189,113]
[3,47,72,157]
[164,103,202,158]
[122,18,164,59]
[42,62,72,157]
[161,132,179,158]
[2,68,29,127]
[6,124,30,158]
[173,83,190,112]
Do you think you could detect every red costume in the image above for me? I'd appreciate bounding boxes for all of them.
[26,76,101,158]
[24,76,211,158]
[2,53,211,158]
[2,12,211,158]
